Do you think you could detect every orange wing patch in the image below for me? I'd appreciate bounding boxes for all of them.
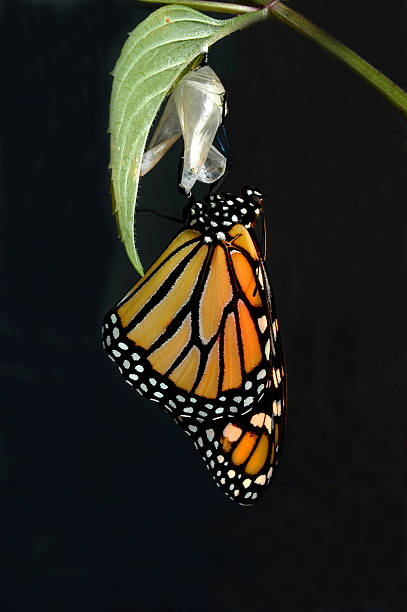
[148,314,192,374]
[222,313,242,391]
[228,224,258,260]
[232,432,258,465]
[230,250,262,307]
[168,345,200,392]
[245,433,269,475]
[237,300,262,372]
[199,246,233,344]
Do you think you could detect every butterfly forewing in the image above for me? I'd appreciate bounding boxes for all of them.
[103,224,273,422]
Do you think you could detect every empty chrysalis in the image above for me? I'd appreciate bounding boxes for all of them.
[141,65,228,193]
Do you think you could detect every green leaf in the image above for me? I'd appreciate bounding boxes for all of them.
[109,4,267,274]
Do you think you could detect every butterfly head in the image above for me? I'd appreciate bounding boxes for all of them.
[187,185,264,243]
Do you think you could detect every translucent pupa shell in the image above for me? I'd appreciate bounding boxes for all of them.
[141,65,227,193]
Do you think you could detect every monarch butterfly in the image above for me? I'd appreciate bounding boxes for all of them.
[102,185,286,505]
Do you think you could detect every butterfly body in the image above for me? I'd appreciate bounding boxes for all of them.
[102,186,286,505]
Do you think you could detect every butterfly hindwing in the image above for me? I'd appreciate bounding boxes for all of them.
[177,375,286,505]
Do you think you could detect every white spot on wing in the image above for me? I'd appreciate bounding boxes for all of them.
[257,268,264,289]
[265,339,271,360]
[255,475,266,485]
[223,423,242,442]
[258,316,267,334]
[250,413,266,428]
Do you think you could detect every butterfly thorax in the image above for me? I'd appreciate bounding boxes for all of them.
[186,185,264,243]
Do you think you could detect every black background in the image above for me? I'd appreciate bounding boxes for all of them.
[1,1,407,610]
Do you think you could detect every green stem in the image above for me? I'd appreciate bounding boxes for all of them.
[135,0,407,118]
[136,0,258,15]
[271,3,407,119]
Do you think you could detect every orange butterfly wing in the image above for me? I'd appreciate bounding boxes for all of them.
[103,224,274,422]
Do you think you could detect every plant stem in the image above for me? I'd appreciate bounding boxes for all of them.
[135,0,407,118]
[271,3,407,119]
[136,0,258,15]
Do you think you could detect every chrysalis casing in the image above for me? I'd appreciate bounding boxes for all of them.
[141,65,227,193]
